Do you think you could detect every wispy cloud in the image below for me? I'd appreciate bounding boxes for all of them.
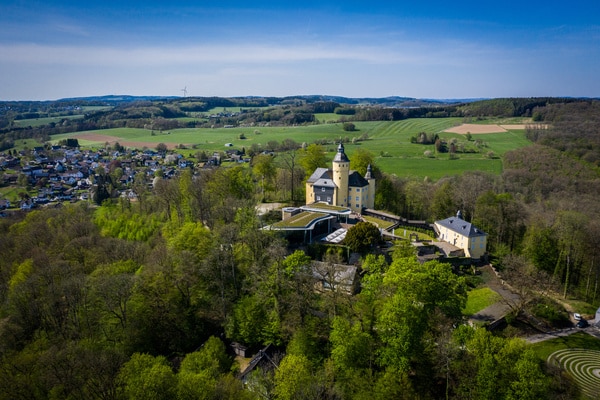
[51,22,90,37]
[0,39,507,69]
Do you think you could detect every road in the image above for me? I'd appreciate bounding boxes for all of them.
[525,324,600,343]
[470,264,600,343]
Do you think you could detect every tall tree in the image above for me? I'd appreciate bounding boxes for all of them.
[350,148,377,177]
[376,257,467,373]
[430,180,457,220]
[252,153,277,201]
[299,144,328,175]
[553,210,588,298]
[278,150,304,204]
[117,353,176,400]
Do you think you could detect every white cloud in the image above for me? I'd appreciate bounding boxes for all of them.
[0,39,504,69]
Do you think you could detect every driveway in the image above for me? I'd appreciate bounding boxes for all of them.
[470,264,520,323]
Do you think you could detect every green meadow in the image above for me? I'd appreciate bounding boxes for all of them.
[463,287,503,315]
[51,118,533,180]
[531,332,600,361]
[13,114,84,128]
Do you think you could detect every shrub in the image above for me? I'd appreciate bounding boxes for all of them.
[530,297,571,328]
[342,122,356,132]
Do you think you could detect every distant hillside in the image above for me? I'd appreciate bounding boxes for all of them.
[51,94,471,108]
[57,95,179,103]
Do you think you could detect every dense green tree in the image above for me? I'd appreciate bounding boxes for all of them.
[522,218,560,273]
[299,144,328,176]
[274,354,323,400]
[430,180,457,220]
[343,221,382,253]
[226,295,268,347]
[377,258,467,372]
[117,353,176,400]
[454,328,551,399]
[374,173,406,214]
[349,148,377,177]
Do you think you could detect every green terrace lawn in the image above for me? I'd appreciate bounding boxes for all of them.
[52,118,533,180]
[271,211,329,229]
[389,226,435,241]
[362,215,396,230]
[303,203,350,213]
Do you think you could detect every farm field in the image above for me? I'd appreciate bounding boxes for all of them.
[52,118,533,180]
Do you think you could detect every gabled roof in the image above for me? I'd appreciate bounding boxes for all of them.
[313,177,337,188]
[306,167,331,183]
[348,170,369,187]
[434,216,487,237]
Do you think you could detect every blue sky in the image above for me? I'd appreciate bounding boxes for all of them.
[1,1,599,100]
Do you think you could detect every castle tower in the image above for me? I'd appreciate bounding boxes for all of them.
[332,143,350,207]
[365,164,375,209]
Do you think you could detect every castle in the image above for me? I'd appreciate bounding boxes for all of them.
[305,143,375,213]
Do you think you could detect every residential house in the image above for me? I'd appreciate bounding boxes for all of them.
[434,211,487,259]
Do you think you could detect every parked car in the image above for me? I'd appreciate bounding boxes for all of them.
[577,319,589,328]
[574,313,582,321]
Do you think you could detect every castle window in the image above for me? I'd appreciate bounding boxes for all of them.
[321,187,325,192]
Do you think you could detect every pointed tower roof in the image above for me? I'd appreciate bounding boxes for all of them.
[333,143,349,163]
[365,164,373,179]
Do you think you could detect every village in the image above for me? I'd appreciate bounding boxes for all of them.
[0,142,247,211]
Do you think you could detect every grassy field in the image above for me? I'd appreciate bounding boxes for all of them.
[385,226,435,241]
[463,287,503,315]
[50,118,533,180]
[13,114,84,128]
[9,138,47,151]
[531,332,600,361]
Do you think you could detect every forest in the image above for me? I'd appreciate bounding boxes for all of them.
[0,98,599,399]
